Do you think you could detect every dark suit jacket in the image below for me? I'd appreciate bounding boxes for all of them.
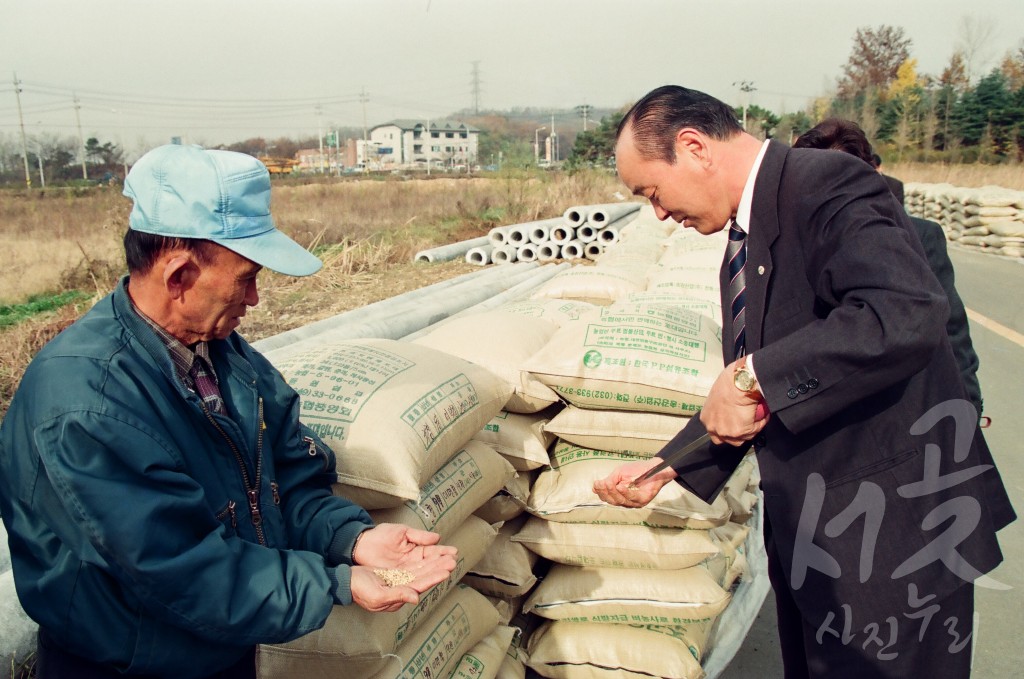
[665,142,1014,627]
[910,216,983,413]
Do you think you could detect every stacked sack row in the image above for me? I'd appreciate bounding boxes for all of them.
[257,205,765,679]
[904,182,1024,258]
[476,203,642,265]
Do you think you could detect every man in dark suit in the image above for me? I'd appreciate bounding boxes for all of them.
[594,86,1014,677]
[793,119,983,415]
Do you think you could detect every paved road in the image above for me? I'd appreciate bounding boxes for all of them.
[720,246,1024,678]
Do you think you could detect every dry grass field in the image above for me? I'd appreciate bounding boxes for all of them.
[0,169,625,416]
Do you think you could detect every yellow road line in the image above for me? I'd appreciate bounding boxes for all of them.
[966,308,1024,349]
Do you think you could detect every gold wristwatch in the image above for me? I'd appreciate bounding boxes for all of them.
[733,355,762,399]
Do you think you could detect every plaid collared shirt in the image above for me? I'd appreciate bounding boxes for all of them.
[132,305,227,416]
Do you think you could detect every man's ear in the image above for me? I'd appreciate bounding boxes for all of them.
[162,254,198,300]
[675,128,709,166]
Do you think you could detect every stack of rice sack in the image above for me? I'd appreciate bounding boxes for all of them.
[508,208,760,679]
[257,338,518,679]
[905,182,1024,258]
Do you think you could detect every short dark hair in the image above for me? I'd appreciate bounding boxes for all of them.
[123,229,217,274]
[616,85,743,163]
[793,118,876,167]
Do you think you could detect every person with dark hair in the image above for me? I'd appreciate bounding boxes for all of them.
[0,144,458,679]
[793,118,983,415]
[594,85,1014,678]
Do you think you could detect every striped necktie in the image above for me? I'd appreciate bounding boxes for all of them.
[726,221,747,358]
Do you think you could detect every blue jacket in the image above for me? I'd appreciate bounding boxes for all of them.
[0,278,372,677]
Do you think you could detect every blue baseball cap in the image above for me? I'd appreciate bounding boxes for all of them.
[123,144,322,276]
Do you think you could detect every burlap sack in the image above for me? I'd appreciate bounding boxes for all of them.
[512,516,719,570]
[371,441,515,541]
[645,268,723,305]
[462,516,539,598]
[472,410,554,471]
[527,442,731,529]
[413,312,560,414]
[625,291,722,325]
[524,303,722,415]
[272,339,512,508]
[367,585,500,679]
[474,471,535,524]
[255,516,497,679]
[498,298,599,328]
[544,406,689,456]
[529,265,648,305]
[526,620,706,679]
[451,626,518,679]
[524,563,731,625]
[497,641,529,679]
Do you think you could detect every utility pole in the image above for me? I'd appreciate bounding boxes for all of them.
[470,61,481,114]
[13,72,32,189]
[575,104,592,132]
[732,80,756,131]
[73,93,88,180]
[359,87,370,169]
[315,103,324,174]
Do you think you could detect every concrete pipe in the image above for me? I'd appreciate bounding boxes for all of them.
[560,240,585,260]
[598,226,621,244]
[488,225,517,247]
[562,205,588,228]
[252,264,519,354]
[492,245,519,264]
[414,234,491,263]
[585,202,642,228]
[584,242,604,260]
[401,263,571,341]
[261,263,545,363]
[518,243,539,262]
[550,224,576,244]
[529,224,551,245]
[465,244,495,266]
[577,224,599,243]
[507,225,532,247]
[537,242,560,261]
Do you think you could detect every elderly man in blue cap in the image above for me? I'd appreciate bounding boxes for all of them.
[0,145,457,679]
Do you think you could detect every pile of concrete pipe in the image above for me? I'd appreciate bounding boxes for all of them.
[467,202,643,266]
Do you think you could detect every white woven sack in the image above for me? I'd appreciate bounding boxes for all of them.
[645,268,722,305]
[451,625,518,679]
[526,620,705,679]
[497,641,529,679]
[370,441,515,541]
[272,338,512,508]
[964,186,1019,207]
[527,442,731,529]
[463,516,540,598]
[964,204,1018,217]
[497,298,598,328]
[414,312,560,414]
[524,302,723,416]
[544,406,689,456]
[512,516,719,570]
[530,265,647,305]
[472,410,553,471]
[474,470,535,524]
[255,516,497,679]
[625,291,722,325]
[367,585,501,679]
[988,220,1024,238]
[523,563,731,624]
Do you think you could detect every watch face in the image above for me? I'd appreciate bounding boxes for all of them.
[735,369,755,391]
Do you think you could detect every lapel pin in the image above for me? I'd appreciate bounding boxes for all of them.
[757,265,765,275]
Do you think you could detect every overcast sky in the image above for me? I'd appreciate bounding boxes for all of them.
[2,0,1023,156]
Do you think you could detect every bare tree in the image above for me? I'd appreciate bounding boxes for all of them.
[955,15,997,84]
[837,25,912,99]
